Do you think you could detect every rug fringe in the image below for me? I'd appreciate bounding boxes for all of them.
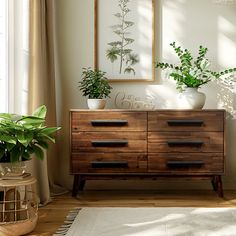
[53,208,81,236]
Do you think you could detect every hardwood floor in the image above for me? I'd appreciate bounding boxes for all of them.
[27,190,236,236]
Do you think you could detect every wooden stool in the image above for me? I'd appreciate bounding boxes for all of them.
[0,175,38,236]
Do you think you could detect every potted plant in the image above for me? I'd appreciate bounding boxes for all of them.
[78,67,112,109]
[0,105,60,177]
[155,42,236,108]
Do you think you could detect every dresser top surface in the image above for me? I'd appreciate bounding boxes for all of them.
[70,109,225,112]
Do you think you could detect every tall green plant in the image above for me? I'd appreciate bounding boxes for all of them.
[156,42,236,91]
[0,105,60,163]
[106,0,139,75]
[78,68,112,99]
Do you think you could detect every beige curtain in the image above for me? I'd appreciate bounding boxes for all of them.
[28,0,62,204]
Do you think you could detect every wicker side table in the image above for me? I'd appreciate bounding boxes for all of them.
[0,175,38,236]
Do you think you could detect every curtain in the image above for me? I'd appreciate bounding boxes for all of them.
[28,0,63,204]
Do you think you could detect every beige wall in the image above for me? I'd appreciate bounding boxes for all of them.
[55,0,236,190]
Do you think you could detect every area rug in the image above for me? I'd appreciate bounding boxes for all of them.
[54,207,236,236]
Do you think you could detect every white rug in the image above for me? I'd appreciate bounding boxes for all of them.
[54,207,236,236]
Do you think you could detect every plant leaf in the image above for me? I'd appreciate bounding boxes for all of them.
[16,131,34,147]
[0,134,17,144]
[0,148,5,160]
[39,133,56,143]
[32,144,44,160]
[32,105,47,118]
[41,127,61,135]
[36,140,49,149]
[6,143,15,151]
[19,116,45,125]
[10,145,22,162]
[0,113,12,120]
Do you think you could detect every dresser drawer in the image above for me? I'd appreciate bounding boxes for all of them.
[71,111,147,132]
[148,153,224,174]
[148,111,224,132]
[148,132,223,153]
[71,153,147,173]
[72,132,147,153]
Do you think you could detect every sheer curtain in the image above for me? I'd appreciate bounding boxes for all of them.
[0,0,29,114]
[0,0,8,112]
[1,0,63,204]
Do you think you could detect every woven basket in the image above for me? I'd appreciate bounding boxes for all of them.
[0,175,38,236]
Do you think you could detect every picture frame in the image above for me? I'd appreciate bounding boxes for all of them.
[94,0,155,82]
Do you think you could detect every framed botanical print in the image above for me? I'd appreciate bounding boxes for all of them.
[94,0,155,82]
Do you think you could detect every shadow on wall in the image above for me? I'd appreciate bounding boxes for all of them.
[216,2,236,184]
[217,79,236,183]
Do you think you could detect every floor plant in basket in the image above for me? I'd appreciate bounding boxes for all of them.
[0,105,60,176]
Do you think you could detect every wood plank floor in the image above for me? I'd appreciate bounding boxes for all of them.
[27,190,236,236]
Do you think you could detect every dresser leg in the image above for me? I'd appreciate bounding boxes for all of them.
[78,180,86,191]
[211,176,218,192]
[211,176,224,198]
[216,175,224,198]
[72,175,80,197]
[72,175,85,196]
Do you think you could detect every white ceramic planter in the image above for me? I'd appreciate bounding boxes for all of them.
[87,99,106,109]
[177,88,206,109]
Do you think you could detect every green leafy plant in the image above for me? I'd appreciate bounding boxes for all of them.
[78,68,112,99]
[0,105,61,163]
[106,0,139,75]
[156,42,236,91]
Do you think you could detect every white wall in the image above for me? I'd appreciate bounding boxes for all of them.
[55,0,236,190]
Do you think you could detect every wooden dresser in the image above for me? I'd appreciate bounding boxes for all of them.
[70,109,225,197]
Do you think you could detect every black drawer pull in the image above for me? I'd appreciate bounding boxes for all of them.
[167,140,203,146]
[91,140,128,147]
[167,120,204,126]
[167,160,204,167]
[91,161,128,168]
[91,120,128,126]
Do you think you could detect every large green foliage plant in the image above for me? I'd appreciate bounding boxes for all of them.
[0,105,60,163]
[156,42,236,91]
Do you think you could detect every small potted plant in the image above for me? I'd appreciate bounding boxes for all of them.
[155,42,236,108]
[0,105,60,177]
[78,67,112,109]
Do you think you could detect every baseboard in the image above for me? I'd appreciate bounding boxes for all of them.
[83,179,236,190]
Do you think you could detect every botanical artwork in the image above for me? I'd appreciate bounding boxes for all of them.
[95,0,154,81]
[106,0,139,75]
